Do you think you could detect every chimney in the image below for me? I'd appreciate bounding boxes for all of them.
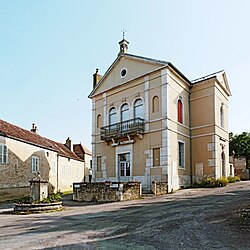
[31,123,38,133]
[93,68,102,89]
[65,137,72,151]
[119,39,129,54]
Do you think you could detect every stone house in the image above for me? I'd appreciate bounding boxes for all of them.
[229,155,249,180]
[0,119,92,201]
[88,39,232,192]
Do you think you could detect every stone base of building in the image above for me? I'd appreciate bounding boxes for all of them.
[0,186,30,202]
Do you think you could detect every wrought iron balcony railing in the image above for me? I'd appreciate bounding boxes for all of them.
[100,118,145,141]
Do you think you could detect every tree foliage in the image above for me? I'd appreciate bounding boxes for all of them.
[229,132,250,168]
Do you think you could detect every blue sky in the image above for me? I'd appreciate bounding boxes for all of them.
[1,0,249,150]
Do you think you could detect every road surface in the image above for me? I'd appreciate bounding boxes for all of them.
[0,181,250,249]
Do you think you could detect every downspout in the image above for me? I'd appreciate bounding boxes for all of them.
[189,85,193,186]
[56,153,59,192]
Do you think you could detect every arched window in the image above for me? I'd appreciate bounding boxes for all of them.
[220,104,224,128]
[109,107,116,125]
[96,114,101,128]
[152,95,159,113]
[121,103,130,122]
[177,99,183,124]
[134,99,144,119]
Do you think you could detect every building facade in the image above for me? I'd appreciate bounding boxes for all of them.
[0,119,92,201]
[88,39,231,192]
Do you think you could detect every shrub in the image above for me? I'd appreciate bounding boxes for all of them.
[193,176,228,188]
[216,177,229,187]
[200,176,217,188]
[227,176,241,183]
[40,192,62,203]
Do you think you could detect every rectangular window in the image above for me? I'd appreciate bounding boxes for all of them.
[178,141,185,168]
[97,156,101,171]
[68,164,71,176]
[77,165,82,177]
[32,156,39,173]
[0,144,8,164]
[118,153,130,177]
[61,165,66,176]
[51,161,56,174]
[153,148,160,166]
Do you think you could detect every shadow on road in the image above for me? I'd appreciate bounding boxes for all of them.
[1,182,250,249]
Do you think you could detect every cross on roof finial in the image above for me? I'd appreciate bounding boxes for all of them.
[121,29,127,39]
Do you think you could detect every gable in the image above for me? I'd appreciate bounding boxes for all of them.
[89,54,167,97]
[191,70,232,97]
[216,72,232,96]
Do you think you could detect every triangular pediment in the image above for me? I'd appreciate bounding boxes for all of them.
[216,71,232,96]
[192,70,232,97]
[89,53,168,97]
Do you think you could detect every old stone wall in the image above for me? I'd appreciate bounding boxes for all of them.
[235,169,249,180]
[0,187,30,202]
[151,181,168,195]
[73,182,141,202]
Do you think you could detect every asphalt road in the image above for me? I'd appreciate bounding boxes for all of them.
[0,181,250,250]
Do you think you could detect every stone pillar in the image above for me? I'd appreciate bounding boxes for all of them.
[29,172,48,202]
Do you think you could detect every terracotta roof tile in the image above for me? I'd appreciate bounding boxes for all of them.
[73,144,92,156]
[0,119,83,161]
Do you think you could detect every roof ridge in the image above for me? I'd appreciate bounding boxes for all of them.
[0,119,83,161]
[124,53,169,65]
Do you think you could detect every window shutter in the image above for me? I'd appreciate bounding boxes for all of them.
[0,145,8,164]
[3,145,7,163]
[0,145,2,163]
[36,157,39,172]
[178,100,183,123]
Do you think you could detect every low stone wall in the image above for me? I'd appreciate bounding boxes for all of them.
[14,202,62,212]
[73,182,142,202]
[235,169,249,180]
[0,186,30,202]
[151,181,168,195]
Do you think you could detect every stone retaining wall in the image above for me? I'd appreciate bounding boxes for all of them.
[0,186,30,202]
[73,182,142,202]
[151,181,168,195]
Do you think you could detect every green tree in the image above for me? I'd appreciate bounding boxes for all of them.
[229,132,250,168]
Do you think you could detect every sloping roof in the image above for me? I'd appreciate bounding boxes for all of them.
[191,70,224,84]
[124,53,169,65]
[89,52,191,98]
[0,119,83,161]
[73,144,92,156]
[191,70,232,96]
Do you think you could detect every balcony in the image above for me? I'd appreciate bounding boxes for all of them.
[100,118,145,141]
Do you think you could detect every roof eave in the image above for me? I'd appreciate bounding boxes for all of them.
[88,53,170,98]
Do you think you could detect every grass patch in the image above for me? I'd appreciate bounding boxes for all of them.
[193,176,240,188]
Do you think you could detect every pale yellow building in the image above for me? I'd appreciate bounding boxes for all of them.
[0,119,92,201]
[88,39,231,192]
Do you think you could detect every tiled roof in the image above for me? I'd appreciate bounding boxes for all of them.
[0,119,83,161]
[73,144,92,156]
